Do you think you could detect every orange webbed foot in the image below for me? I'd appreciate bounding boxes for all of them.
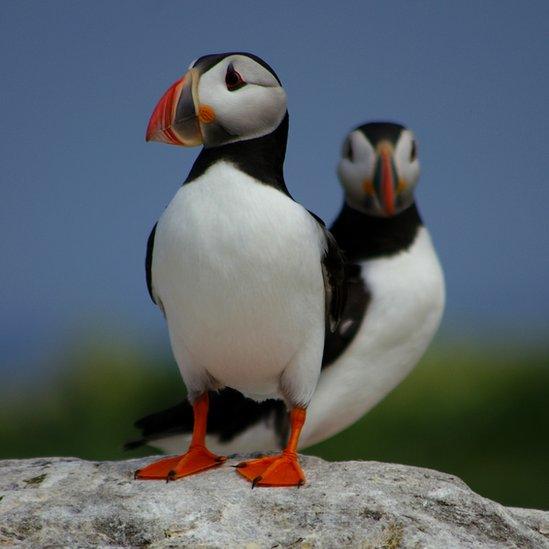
[135,446,226,481]
[236,452,305,487]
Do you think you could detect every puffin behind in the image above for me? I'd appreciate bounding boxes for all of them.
[126,122,444,455]
[134,52,345,487]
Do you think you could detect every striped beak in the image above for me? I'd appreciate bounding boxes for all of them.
[146,68,203,146]
[373,144,398,216]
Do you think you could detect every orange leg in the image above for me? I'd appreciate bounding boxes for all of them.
[236,407,306,487]
[134,393,226,481]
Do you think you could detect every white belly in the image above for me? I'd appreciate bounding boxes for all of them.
[152,162,326,401]
[301,227,445,446]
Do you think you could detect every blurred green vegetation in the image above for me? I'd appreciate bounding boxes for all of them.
[1,340,548,509]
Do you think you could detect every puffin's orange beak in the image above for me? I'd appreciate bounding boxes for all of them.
[374,145,397,216]
[146,68,203,146]
[379,148,395,216]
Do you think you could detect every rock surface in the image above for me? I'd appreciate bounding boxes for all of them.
[0,455,547,548]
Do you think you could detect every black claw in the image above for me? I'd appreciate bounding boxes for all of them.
[252,476,262,489]
[166,470,176,483]
[133,470,140,480]
[234,462,246,469]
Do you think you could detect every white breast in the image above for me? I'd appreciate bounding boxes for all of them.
[152,161,326,401]
[301,227,445,447]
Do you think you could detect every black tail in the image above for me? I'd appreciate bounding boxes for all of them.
[125,388,289,450]
[123,438,148,451]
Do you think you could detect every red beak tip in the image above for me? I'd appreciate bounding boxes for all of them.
[145,124,162,143]
[145,124,152,142]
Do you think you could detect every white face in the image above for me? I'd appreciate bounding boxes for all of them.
[337,126,420,216]
[196,55,287,146]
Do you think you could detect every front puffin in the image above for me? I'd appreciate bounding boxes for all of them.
[136,53,345,487]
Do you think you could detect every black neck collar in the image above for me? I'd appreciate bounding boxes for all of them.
[185,113,291,197]
[330,201,423,261]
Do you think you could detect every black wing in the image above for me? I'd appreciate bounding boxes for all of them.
[321,204,376,369]
[124,388,289,451]
[145,223,157,305]
[321,228,347,332]
[307,210,347,333]
[322,262,370,367]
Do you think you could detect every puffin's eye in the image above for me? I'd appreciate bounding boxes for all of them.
[410,140,417,161]
[344,139,353,162]
[225,63,246,91]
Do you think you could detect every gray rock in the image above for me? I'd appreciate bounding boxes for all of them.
[0,455,547,548]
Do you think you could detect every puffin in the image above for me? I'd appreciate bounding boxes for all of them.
[126,122,445,455]
[133,52,345,488]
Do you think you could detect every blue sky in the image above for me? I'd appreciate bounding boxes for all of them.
[1,1,548,375]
